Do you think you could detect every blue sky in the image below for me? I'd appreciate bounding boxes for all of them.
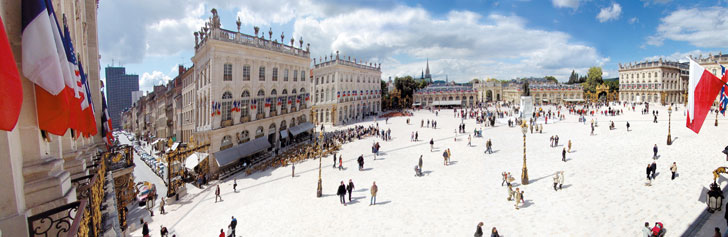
[98,0,728,92]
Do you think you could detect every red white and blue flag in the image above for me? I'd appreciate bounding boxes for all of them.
[686,58,725,133]
[101,91,113,147]
[265,98,271,107]
[0,15,22,131]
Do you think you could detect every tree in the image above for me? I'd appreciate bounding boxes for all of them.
[584,66,603,92]
[380,80,389,97]
[568,70,578,84]
[544,76,558,84]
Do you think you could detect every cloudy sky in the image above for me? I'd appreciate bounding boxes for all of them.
[98,0,728,92]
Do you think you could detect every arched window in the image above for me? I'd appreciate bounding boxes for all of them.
[256,90,265,115]
[239,130,250,143]
[255,126,264,138]
[220,135,233,150]
[240,90,250,122]
[222,91,233,121]
[270,89,278,114]
[292,89,297,94]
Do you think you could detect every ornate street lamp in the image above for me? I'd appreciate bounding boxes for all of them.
[316,131,323,197]
[708,182,724,213]
[520,121,529,185]
[667,106,672,145]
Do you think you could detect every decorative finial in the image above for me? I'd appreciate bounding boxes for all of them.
[336,51,339,60]
[306,43,310,52]
[194,32,199,46]
[268,27,273,40]
[236,17,241,32]
[254,26,260,37]
[281,32,285,43]
[290,37,294,46]
[299,37,303,48]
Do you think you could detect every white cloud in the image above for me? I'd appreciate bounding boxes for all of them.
[140,71,172,92]
[293,5,607,81]
[597,3,622,23]
[648,7,728,48]
[552,0,580,10]
[629,17,639,24]
[643,50,707,63]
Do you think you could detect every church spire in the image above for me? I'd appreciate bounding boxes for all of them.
[425,58,431,79]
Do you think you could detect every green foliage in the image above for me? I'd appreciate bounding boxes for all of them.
[544,76,558,84]
[583,66,603,92]
[604,79,619,92]
[394,76,417,99]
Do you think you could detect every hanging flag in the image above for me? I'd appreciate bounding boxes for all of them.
[251,99,257,109]
[337,91,340,98]
[62,19,87,137]
[21,0,64,94]
[718,64,728,115]
[101,91,113,147]
[29,1,80,136]
[264,98,271,107]
[305,93,310,101]
[686,58,724,133]
[0,15,22,131]
[287,97,292,104]
[277,97,282,106]
[78,60,96,137]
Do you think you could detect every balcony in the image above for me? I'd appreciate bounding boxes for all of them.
[27,200,89,237]
[291,107,297,113]
[270,111,278,117]
[280,108,288,114]
[240,116,250,123]
[221,119,233,128]
[256,113,265,120]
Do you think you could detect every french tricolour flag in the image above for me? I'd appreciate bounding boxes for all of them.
[686,58,725,134]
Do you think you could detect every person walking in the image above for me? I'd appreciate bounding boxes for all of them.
[215,185,222,203]
[559,171,565,190]
[230,216,237,237]
[642,222,651,237]
[653,144,658,159]
[337,181,347,205]
[501,172,507,186]
[415,131,419,141]
[347,179,355,202]
[468,135,472,146]
[142,219,150,237]
[430,139,434,152]
[418,155,423,174]
[233,179,237,192]
[568,140,572,153]
[507,183,514,201]
[443,150,449,166]
[474,222,484,237]
[219,229,225,237]
[491,227,500,237]
[291,163,295,177]
[370,181,378,205]
[333,153,337,168]
[553,173,559,191]
[159,197,165,215]
[357,155,364,171]
[562,147,567,162]
[338,156,343,170]
[446,148,452,164]
[670,162,677,180]
[514,188,522,210]
[627,121,631,131]
[646,164,653,186]
[650,162,657,180]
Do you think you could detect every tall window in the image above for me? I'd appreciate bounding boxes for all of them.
[243,65,251,81]
[293,70,298,81]
[270,89,278,114]
[284,69,289,81]
[257,90,265,115]
[301,71,305,81]
[241,90,250,121]
[272,67,278,81]
[222,91,232,121]
[259,66,266,81]
[223,64,232,81]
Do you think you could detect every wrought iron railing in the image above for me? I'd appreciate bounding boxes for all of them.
[27,200,88,237]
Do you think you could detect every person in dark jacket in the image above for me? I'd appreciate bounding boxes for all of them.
[474,222,483,237]
[562,147,566,162]
[337,181,347,205]
[650,162,657,179]
[357,155,364,171]
[653,144,658,159]
[418,155,423,173]
[490,227,500,237]
[333,153,337,168]
[142,220,150,237]
[230,216,237,237]
[646,164,652,186]
[347,179,355,202]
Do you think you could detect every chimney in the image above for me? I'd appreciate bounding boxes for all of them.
[178,65,185,75]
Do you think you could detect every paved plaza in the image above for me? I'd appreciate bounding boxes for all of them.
[124,104,728,236]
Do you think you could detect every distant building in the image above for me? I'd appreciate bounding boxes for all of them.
[413,81,478,108]
[131,90,143,104]
[105,66,139,130]
[312,51,382,125]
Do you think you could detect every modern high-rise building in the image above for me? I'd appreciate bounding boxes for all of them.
[105,66,139,130]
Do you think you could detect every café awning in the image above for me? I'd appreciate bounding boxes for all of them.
[213,137,270,167]
[289,122,314,136]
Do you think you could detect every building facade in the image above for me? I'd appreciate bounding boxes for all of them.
[0,0,107,235]
[618,58,688,104]
[311,52,382,125]
[473,80,505,102]
[414,82,479,107]
[191,11,312,174]
[502,82,584,104]
[105,66,139,129]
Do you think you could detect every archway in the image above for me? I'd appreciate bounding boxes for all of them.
[268,123,277,149]
[486,90,493,102]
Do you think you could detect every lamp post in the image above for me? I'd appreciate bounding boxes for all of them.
[316,131,323,197]
[667,106,672,145]
[520,121,529,185]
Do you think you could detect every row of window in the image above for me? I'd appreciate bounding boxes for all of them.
[223,64,306,82]
[315,74,379,85]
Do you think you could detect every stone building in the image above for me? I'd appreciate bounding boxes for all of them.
[472,80,505,102]
[180,65,196,143]
[0,0,106,235]
[502,82,584,104]
[618,58,688,104]
[311,51,382,125]
[413,82,478,108]
[191,10,312,175]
